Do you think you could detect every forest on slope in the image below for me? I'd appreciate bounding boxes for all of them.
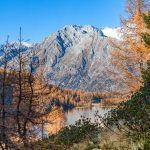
[0,0,150,149]
[32,0,150,149]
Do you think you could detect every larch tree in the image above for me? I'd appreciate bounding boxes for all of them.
[104,12,150,138]
[0,28,50,149]
[0,37,16,150]
[11,28,51,148]
[109,0,150,97]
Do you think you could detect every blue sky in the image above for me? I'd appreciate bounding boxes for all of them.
[0,0,126,43]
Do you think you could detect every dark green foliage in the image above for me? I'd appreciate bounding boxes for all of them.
[103,11,150,140]
[104,90,150,135]
[33,117,100,150]
[142,33,150,47]
[105,51,150,135]
[142,12,150,47]
[144,139,150,150]
[104,61,150,137]
[143,12,150,29]
[55,116,100,146]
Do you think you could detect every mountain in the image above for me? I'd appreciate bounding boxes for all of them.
[102,27,122,40]
[33,25,124,92]
[0,41,33,66]
[0,25,124,93]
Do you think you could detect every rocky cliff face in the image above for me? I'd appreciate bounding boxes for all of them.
[0,25,124,93]
[33,25,123,92]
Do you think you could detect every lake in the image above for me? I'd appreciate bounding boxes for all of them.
[65,105,109,125]
[45,104,110,135]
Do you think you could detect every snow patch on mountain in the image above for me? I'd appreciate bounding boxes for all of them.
[33,25,124,92]
[102,27,122,40]
[10,41,33,48]
[0,25,126,93]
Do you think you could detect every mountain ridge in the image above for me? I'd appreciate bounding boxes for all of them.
[0,25,123,93]
[33,25,123,92]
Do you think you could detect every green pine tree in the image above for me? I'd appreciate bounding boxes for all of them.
[104,12,150,139]
[142,12,150,47]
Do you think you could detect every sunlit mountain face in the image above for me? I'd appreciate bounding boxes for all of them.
[0,25,125,93]
[32,25,125,92]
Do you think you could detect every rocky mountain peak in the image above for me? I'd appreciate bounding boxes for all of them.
[33,25,122,92]
[0,25,123,93]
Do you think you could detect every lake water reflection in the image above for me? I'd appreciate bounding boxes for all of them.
[65,105,109,125]
[45,105,110,135]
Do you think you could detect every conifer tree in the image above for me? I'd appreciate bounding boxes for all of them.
[142,12,150,47]
[105,11,150,139]
[0,29,50,149]
[110,0,150,96]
